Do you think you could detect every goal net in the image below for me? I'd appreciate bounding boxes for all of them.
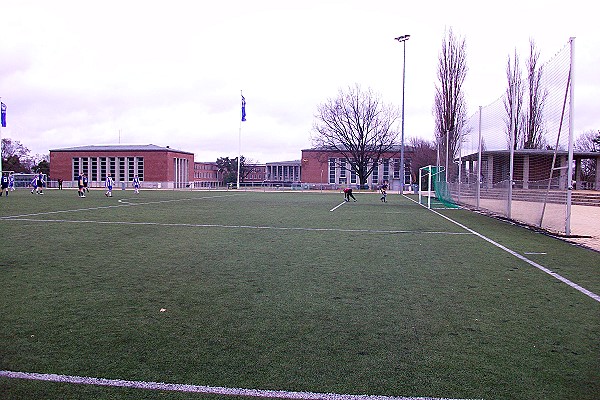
[418,166,459,209]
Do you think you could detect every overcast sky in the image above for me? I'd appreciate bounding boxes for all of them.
[0,0,597,163]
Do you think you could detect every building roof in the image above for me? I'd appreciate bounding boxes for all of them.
[302,144,410,153]
[460,149,600,161]
[49,144,194,155]
[266,160,301,165]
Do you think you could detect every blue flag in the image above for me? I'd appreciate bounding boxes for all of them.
[0,102,6,127]
[241,95,246,122]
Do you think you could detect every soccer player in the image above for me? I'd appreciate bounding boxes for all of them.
[0,173,8,196]
[83,173,89,193]
[105,173,114,197]
[343,187,357,202]
[132,175,140,194]
[36,172,45,194]
[380,180,388,202]
[77,172,85,198]
[8,172,15,191]
[30,176,37,194]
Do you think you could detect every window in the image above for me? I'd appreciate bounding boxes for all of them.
[393,158,400,179]
[81,158,89,176]
[72,158,80,180]
[329,158,336,184]
[339,159,346,184]
[119,157,126,181]
[136,157,144,181]
[100,157,107,181]
[128,157,135,181]
[350,159,357,184]
[91,158,98,182]
[109,157,116,178]
[372,160,379,184]
[383,159,389,181]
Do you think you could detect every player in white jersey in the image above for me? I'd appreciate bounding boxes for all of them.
[132,175,140,194]
[105,173,114,197]
[8,172,15,191]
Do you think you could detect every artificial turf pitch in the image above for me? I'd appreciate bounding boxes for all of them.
[1,189,598,400]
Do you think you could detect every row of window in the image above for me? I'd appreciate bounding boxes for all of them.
[328,158,408,184]
[72,157,144,182]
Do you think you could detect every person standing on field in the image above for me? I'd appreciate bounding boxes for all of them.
[132,175,140,194]
[36,172,45,194]
[30,176,37,194]
[8,172,15,191]
[105,173,114,197]
[380,180,388,202]
[77,172,85,197]
[0,173,8,196]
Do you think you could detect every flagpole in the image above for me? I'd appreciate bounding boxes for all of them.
[237,90,242,189]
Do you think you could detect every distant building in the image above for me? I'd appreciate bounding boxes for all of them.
[49,144,194,189]
[265,160,301,184]
[193,161,219,188]
[300,145,413,191]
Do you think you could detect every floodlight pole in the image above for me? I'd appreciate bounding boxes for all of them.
[395,34,410,192]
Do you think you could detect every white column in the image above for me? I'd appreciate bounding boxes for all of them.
[523,155,529,189]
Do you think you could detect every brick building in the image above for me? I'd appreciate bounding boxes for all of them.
[300,146,413,191]
[193,161,219,188]
[49,144,194,189]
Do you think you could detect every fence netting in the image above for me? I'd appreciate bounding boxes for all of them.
[442,39,575,234]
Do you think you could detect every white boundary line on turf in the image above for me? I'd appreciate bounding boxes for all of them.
[0,217,474,236]
[0,370,481,400]
[0,193,244,220]
[405,195,600,303]
[330,201,347,212]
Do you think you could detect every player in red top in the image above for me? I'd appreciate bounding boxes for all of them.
[343,187,357,202]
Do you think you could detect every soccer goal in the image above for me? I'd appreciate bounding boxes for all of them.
[418,165,458,209]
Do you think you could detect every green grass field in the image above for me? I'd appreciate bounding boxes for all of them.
[1,188,598,400]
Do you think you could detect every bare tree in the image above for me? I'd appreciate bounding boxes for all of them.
[504,49,524,150]
[522,39,547,149]
[312,84,400,186]
[433,28,469,179]
[574,129,600,185]
[408,137,437,182]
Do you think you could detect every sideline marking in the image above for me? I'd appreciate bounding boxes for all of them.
[0,370,480,400]
[406,196,600,303]
[330,201,346,212]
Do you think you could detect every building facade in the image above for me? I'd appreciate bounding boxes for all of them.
[265,161,301,184]
[193,161,219,188]
[49,144,194,189]
[300,146,413,191]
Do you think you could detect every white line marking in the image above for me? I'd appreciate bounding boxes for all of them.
[406,195,600,303]
[523,252,547,255]
[0,217,473,236]
[0,193,243,220]
[330,201,346,212]
[0,370,481,400]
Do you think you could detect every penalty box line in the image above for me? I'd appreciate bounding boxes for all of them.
[0,370,481,400]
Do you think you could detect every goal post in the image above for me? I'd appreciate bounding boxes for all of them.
[418,165,458,209]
